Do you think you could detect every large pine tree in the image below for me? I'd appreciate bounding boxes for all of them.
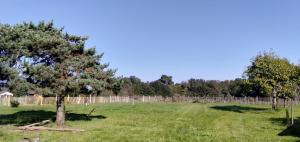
[0,21,114,127]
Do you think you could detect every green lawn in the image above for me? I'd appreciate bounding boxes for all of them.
[0,103,299,142]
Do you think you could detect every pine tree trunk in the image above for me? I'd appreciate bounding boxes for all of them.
[283,98,287,108]
[56,95,65,127]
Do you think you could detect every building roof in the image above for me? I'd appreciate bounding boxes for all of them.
[0,91,13,96]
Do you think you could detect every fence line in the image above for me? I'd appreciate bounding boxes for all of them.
[0,96,298,106]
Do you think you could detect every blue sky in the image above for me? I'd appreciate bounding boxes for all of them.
[1,0,300,82]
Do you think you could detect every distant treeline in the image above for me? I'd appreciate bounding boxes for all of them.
[114,75,248,97]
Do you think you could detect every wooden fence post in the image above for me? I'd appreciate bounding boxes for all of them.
[25,95,27,105]
[132,96,135,105]
[41,96,43,105]
[7,96,10,106]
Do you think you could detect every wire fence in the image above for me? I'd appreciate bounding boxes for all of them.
[0,95,299,107]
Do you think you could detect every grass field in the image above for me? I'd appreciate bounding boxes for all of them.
[0,103,300,142]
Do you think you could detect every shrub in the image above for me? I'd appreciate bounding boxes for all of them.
[10,100,20,108]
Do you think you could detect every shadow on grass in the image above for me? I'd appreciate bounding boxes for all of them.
[0,110,106,126]
[270,117,300,138]
[210,105,268,113]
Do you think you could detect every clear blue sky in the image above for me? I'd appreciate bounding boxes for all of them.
[1,0,300,82]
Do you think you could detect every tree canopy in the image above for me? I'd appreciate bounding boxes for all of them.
[245,52,299,109]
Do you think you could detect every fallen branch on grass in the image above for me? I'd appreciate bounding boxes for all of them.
[17,120,85,132]
[19,120,51,129]
[18,126,85,132]
[19,137,40,142]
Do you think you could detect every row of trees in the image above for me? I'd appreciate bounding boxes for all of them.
[113,52,300,111]
[113,75,247,97]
